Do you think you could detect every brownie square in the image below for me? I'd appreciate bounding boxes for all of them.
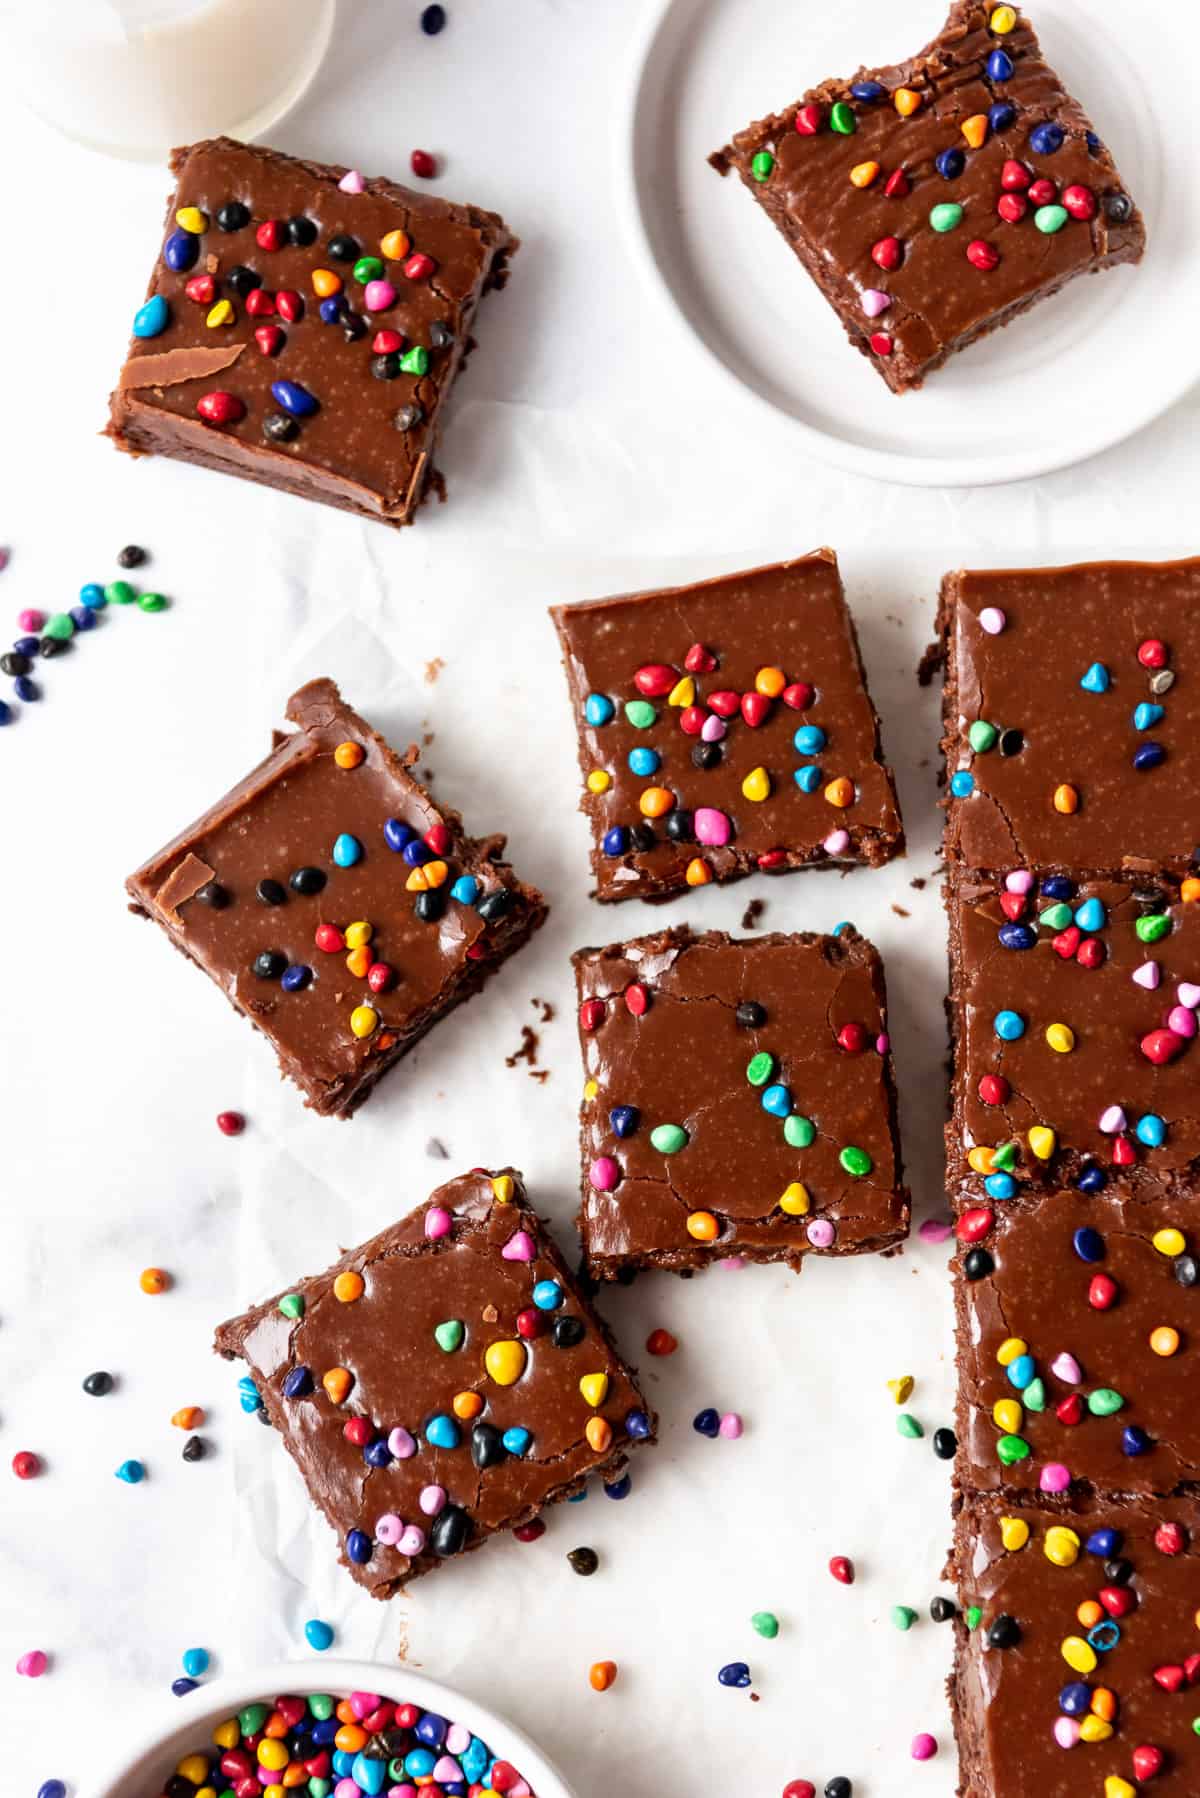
[215,1169,654,1597]
[953,1495,1200,1796]
[572,925,909,1279]
[947,871,1200,1205]
[126,679,546,1118]
[941,558,1200,878]
[709,3,1144,393]
[550,551,903,903]
[107,137,517,526]
[955,1190,1200,1500]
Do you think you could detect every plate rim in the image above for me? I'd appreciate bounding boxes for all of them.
[614,0,1196,490]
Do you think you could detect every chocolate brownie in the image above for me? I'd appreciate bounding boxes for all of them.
[940,558,1200,878]
[955,1191,1200,1500]
[126,679,546,1118]
[710,2,1144,393]
[947,871,1200,1205]
[953,1495,1200,1795]
[572,925,909,1278]
[215,1169,654,1597]
[107,137,516,526]
[550,551,903,904]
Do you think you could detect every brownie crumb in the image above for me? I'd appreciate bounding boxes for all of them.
[891,904,911,919]
[529,1068,550,1084]
[505,1025,540,1069]
[424,657,445,685]
[911,877,927,891]
[533,997,555,1023]
[917,638,943,686]
[740,898,766,930]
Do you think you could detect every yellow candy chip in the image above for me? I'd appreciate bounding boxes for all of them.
[667,676,695,707]
[197,1788,218,1798]
[992,1399,1023,1435]
[1150,1326,1180,1357]
[755,666,786,697]
[177,1756,212,1785]
[850,160,881,188]
[1060,1635,1098,1674]
[894,86,922,115]
[1154,1227,1187,1257]
[258,1740,289,1770]
[583,1079,599,1101]
[778,1181,810,1216]
[206,299,235,328]
[345,945,371,978]
[1028,1125,1056,1161]
[491,1174,515,1203]
[1043,1526,1081,1568]
[1104,1780,1136,1798]
[961,114,989,147]
[176,206,208,233]
[999,1516,1029,1552]
[887,1375,914,1405]
[349,1005,378,1039]
[989,4,1018,31]
[742,766,771,803]
[580,1372,610,1408]
[586,770,611,794]
[345,920,373,949]
[967,1145,996,1175]
[213,1720,240,1750]
[1078,1715,1114,1744]
[1045,1023,1075,1053]
[485,1340,527,1386]
[996,1337,1028,1367]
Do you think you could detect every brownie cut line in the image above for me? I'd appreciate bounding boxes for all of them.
[126,678,546,1119]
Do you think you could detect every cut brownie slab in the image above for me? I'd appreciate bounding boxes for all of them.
[710,3,1145,393]
[954,1495,1200,1796]
[941,558,1200,878]
[572,925,909,1279]
[127,679,546,1118]
[947,871,1200,1205]
[550,551,903,903]
[215,1169,654,1598]
[955,1191,1200,1500]
[108,137,516,526]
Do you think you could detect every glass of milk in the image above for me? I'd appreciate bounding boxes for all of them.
[0,0,337,160]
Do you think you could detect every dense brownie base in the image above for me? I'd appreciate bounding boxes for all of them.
[215,1169,655,1597]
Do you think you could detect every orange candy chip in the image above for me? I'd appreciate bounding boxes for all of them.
[589,1660,618,1692]
[333,1270,365,1303]
[686,1210,719,1242]
[586,1416,613,1454]
[334,740,364,769]
[172,1406,205,1430]
[452,1390,484,1420]
[322,1366,354,1404]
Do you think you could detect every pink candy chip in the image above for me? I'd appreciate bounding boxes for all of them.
[388,1425,417,1459]
[1169,1005,1197,1038]
[375,1512,404,1546]
[349,1689,381,1719]
[501,1229,535,1262]
[16,1650,47,1677]
[876,1032,890,1054]
[446,1724,471,1755]
[1179,982,1200,1009]
[425,1205,452,1239]
[694,806,732,846]
[911,1733,938,1762]
[433,1759,463,1785]
[419,1483,446,1516]
[1039,1462,1071,1494]
[398,1524,427,1556]
[919,1217,953,1243]
[861,288,892,317]
[364,279,396,311]
[718,1412,743,1439]
[1051,1352,1081,1385]
[979,606,1006,635]
[590,1155,620,1192]
[823,829,850,855]
[1054,1717,1081,1749]
[807,1218,836,1248]
[700,713,726,743]
[17,608,44,633]
[1004,869,1033,894]
[1133,960,1160,990]
[338,168,365,193]
[1098,1104,1127,1135]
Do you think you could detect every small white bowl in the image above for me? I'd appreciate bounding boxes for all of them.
[92,1658,578,1798]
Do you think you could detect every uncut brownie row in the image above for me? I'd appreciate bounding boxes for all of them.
[941,557,1200,1795]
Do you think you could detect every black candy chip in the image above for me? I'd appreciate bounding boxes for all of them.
[963,1247,994,1281]
[470,1423,509,1470]
[286,214,318,246]
[415,890,447,923]
[476,890,511,923]
[0,651,30,676]
[663,810,695,843]
[567,1546,599,1576]
[195,881,228,908]
[116,544,147,568]
[736,1001,767,1029]
[987,1614,1021,1650]
[263,412,299,444]
[932,1426,957,1460]
[256,878,287,906]
[39,636,69,659]
[227,264,263,296]
[997,728,1024,757]
[182,1436,207,1462]
[1174,1254,1199,1288]
[553,1315,586,1349]
[630,823,656,853]
[429,1503,470,1556]
[289,866,327,896]
[83,1370,114,1396]
[254,950,288,980]
[930,1595,957,1623]
[371,352,403,381]
[216,201,251,232]
[692,742,722,770]
[327,233,360,262]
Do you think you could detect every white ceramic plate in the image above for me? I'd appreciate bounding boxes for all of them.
[92,1659,577,1798]
[618,0,1200,487]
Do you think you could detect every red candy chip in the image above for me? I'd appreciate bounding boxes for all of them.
[1142,1028,1185,1065]
[579,998,606,1032]
[303,1754,331,1779]
[1156,1521,1187,1555]
[1098,1584,1137,1619]
[1186,1653,1200,1686]
[221,1751,254,1780]
[490,1765,519,1794]
[366,961,395,993]
[403,251,437,282]
[871,235,903,272]
[1052,926,1082,959]
[757,848,788,870]
[513,1518,546,1543]
[999,892,1027,921]
[1028,177,1057,206]
[276,1696,307,1728]
[216,1110,245,1137]
[966,239,1001,271]
[315,923,345,954]
[795,103,822,135]
[837,1022,869,1054]
[869,331,894,357]
[256,218,284,251]
[883,167,910,199]
[782,681,815,710]
[1062,183,1097,220]
[410,149,437,179]
[1088,1272,1119,1310]
[424,821,451,854]
[741,691,771,728]
[997,193,1029,224]
[1153,1664,1185,1695]
[1000,159,1032,191]
[362,1704,393,1733]
[372,329,404,354]
[245,287,276,317]
[1075,936,1105,969]
[12,1451,40,1479]
[1132,1745,1165,1781]
[684,642,717,674]
[646,1328,677,1356]
[276,289,303,322]
[783,1785,817,1798]
[624,981,649,1017]
[395,1703,420,1729]
[196,391,245,425]
[185,274,216,304]
[254,325,285,357]
[957,1206,995,1243]
[516,1308,542,1340]
[633,662,678,697]
[679,705,706,736]
[343,1417,373,1446]
[978,1073,1009,1106]
[707,689,741,718]
[1112,1135,1137,1167]
[828,1555,855,1585]
[1055,1394,1083,1427]
[1139,639,1169,669]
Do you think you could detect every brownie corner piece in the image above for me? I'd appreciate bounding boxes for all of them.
[550,551,903,903]
[572,923,909,1277]
[214,1168,654,1596]
[107,135,517,526]
[711,3,1144,392]
[126,677,546,1118]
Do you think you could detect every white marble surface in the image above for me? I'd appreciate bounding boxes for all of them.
[0,3,1197,1796]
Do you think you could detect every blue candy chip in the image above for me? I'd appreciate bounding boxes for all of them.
[693,1407,720,1437]
[1079,661,1109,693]
[281,963,313,992]
[628,746,660,776]
[850,80,886,100]
[1133,742,1167,771]
[610,1104,639,1138]
[363,1437,392,1467]
[172,1677,199,1697]
[332,1750,355,1777]
[14,675,39,702]
[602,826,629,857]
[1006,1354,1036,1391]
[1122,1425,1152,1456]
[1041,876,1074,899]
[988,101,1016,131]
[346,1528,372,1564]
[1030,121,1064,155]
[998,923,1036,950]
[793,725,826,755]
[1086,1528,1121,1557]
[1073,1227,1106,1263]
[383,817,415,852]
[603,1472,632,1500]
[1076,1162,1107,1194]
[502,1427,532,1455]
[450,875,479,904]
[760,1083,792,1117]
[1074,897,1105,932]
[305,1619,334,1652]
[163,228,199,272]
[584,693,615,726]
[332,831,362,867]
[415,1712,448,1749]
[718,1662,752,1688]
[950,771,975,797]
[1059,1681,1091,1716]
[270,379,320,418]
[985,1173,1016,1201]
[935,147,965,179]
[405,1748,436,1778]
[1133,702,1165,731]
[133,294,170,338]
[994,1009,1026,1040]
[425,1413,460,1449]
[319,296,345,324]
[282,1366,313,1399]
[794,765,822,793]
[80,582,106,607]
[352,1753,386,1795]
[986,49,1014,81]
[238,1375,262,1412]
[625,1408,652,1439]
[403,839,431,867]
[532,1278,565,1311]
[1136,1113,1167,1147]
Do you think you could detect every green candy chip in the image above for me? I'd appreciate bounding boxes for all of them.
[650,1123,689,1154]
[746,1051,776,1087]
[751,1610,780,1638]
[624,699,656,729]
[839,1144,872,1177]
[783,1114,815,1149]
[968,720,998,753]
[278,1292,305,1320]
[751,150,775,182]
[1136,913,1171,944]
[930,202,964,233]
[434,1319,464,1353]
[897,1413,924,1440]
[996,1433,1031,1465]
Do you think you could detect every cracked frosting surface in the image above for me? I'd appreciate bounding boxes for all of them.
[214,1169,652,1598]
[573,926,909,1274]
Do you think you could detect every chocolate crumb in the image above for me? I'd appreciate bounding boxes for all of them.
[506,1025,540,1069]
[740,898,766,930]
[917,637,944,686]
[911,876,927,890]
[891,904,911,918]
[533,997,555,1023]
[529,1068,550,1084]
